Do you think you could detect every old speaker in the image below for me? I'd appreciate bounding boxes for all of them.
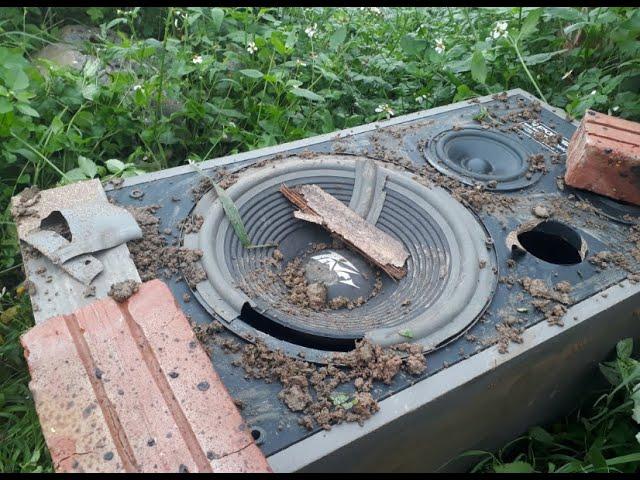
[108,89,640,472]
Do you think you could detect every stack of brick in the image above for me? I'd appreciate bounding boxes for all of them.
[565,109,640,205]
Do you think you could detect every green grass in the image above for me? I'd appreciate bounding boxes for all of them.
[0,6,639,472]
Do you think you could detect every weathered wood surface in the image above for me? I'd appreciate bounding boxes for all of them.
[280,184,409,280]
[10,179,140,324]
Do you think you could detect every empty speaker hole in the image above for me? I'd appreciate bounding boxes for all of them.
[516,220,585,265]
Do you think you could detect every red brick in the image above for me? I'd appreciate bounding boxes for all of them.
[565,109,640,205]
[21,279,272,473]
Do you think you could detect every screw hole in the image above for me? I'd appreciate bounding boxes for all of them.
[250,426,266,446]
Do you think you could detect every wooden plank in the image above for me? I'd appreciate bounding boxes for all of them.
[10,179,140,324]
[280,184,409,280]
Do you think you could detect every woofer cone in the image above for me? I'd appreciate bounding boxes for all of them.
[427,127,542,190]
[183,155,498,362]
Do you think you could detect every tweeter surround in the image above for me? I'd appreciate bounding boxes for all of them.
[183,155,498,363]
[426,126,541,190]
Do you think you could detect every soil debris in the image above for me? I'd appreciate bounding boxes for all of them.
[108,279,140,303]
[235,338,426,431]
[125,205,207,287]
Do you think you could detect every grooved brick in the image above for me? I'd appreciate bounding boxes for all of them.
[21,279,271,473]
[565,109,640,205]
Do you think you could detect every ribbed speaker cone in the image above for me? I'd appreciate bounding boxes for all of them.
[183,155,498,363]
[427,127,542,190]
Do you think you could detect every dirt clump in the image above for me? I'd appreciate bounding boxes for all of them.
[125,205,207,287]
[236,338,426,431]
[12,186,41,218]
[306,282,327,310]
[519,277,572,327]
[108,280,140,303]
[180,214,204,234]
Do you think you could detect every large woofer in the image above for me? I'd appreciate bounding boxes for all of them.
[183,155,498,363]
[426,127,541,190]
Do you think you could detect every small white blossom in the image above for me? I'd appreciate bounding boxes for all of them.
[295,58,307,67]
[613,105,620,112]
[491,20,509,39]
[192,55,203,64]
[416,94,427,104]
[375,103,395,119]
[132,84,142,91]
[434,38,445,54]
[246,41,258,54]
[305,23,318,39]
[590,90,597,96]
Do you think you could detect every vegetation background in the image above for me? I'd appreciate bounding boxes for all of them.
[1,7,639,473]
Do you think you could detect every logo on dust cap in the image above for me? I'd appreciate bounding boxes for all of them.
[310,251,361,289]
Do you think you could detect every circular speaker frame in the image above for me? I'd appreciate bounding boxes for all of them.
[183,155,498,363]
[426,126,542,190]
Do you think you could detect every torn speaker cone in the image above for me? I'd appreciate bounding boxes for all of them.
[183,155,498,363]
[426,127,542,190]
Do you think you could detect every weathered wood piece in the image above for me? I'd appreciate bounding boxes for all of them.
[280,184,409,280]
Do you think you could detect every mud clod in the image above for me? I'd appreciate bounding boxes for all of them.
[108,280,140,303]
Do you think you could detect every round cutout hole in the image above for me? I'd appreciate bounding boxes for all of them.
[516,220,585,265]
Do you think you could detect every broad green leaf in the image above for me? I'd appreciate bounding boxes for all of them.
[105,158,126,173]
[78,156,97,178]
[522,49,568,66]
[617,338,633,360]
[0,97,12,114]
[64,167,88,182]
[493,461,535,473]
[4,68,29,91]
[290,87,323,102]
[210,8,224,32]
[470,50,487,84]
[81,83,99,101]
[16,104,39,117]
[239,69,264,79]
[529,426,554,445]
[285,29,298,50]
[519,8,543,39]
[329,26,347,50]
[399,34,427,56]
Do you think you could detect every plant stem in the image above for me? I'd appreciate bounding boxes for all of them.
[511,37,548,103]
[10,133,70,182]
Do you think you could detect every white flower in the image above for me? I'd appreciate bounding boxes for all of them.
[416,94,427,104]
[192,55,203,64]
[590,90,597,96]
[434,38,445,54]
[375,103,395,119]
[305,23,317,39]
[132,84,142,91]
[295,58,307,67]
[613,105,620,112]
[491,20,509,39]
[246,41,258,54]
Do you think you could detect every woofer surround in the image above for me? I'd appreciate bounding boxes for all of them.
[426,127,541,190]
[183,155,498,362]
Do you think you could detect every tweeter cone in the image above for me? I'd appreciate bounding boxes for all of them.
[426,126,541,190]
